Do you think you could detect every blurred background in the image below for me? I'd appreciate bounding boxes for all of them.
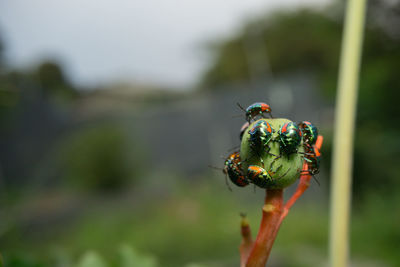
[0,0,399,266]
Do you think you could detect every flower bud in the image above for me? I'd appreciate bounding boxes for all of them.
[240,118,304,189]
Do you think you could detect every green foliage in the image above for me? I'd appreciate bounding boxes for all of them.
[74,246,157,267]
[3,254,46,267]
[59,123,138,192]
[203,38,250,87]
[118,245,157,267]
[2,179,399,266]
[76,251,107,267]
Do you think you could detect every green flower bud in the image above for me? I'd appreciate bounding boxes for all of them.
[240,118,304,189]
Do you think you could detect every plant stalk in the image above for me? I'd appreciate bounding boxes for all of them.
[329,0,366,266]
[240,215,254,267]
[245,189,283,267]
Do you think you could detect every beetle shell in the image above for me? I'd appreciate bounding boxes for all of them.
[245,102,272,122]
[278,122,302,155]
[223,152,249,187]
[247,165,273,188]
[248,120,273,154]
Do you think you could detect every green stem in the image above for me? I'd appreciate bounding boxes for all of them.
[329,0,366,266]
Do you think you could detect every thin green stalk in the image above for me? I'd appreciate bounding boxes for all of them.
[329,0,367,266]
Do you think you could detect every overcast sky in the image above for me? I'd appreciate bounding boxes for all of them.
[0,0,329,88]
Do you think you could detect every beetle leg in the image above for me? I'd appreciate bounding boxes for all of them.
[298,151,315,156]
[300,171,321,186]
[312,175,320,186]
[224,173,233,191]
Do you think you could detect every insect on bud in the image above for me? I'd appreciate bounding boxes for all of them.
[240,118,304,189]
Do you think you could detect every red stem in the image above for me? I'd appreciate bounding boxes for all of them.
[245,189,284,267]
[240,215,254,267]
[279,162,311,224]
[282,136,323,222]
[242,136,324,267]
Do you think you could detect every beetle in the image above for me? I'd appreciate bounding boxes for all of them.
[248,120,275,165]
[247,165,272,188]
[278,122,302,155]
[298,121,318,147]
[237,102,273,122]
[302,145,321,176]
[223,152,249,188]
[247,164,291,188]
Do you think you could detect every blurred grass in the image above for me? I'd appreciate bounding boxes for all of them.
[1,175,399,267]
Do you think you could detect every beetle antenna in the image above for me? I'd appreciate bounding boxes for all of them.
[208,165,233,191]
[224,174,233,191]
[236,102,246,112]
[312,175,320,186]
[208,165,222,171]
[232,114,245,119]
[227,145,240,152]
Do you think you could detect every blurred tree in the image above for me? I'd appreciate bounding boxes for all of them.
[59,123,141,192]
[201,8,342,92]
[0,36,18,124]
[35,61,78,102]
[0,33,81,185]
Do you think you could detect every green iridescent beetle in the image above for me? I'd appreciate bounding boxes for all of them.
[248,121,274,152]
[278,122,302,156]
[298,121,318,147]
